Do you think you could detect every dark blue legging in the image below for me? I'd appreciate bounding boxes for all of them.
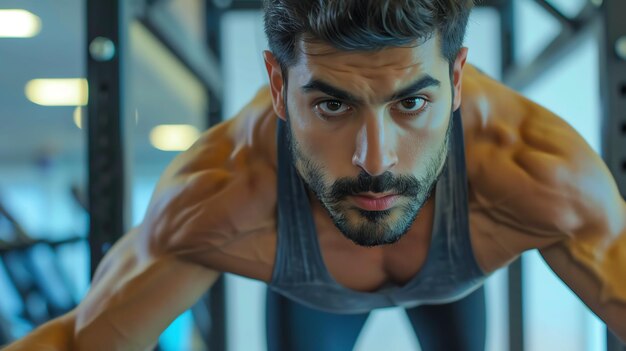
[266,286,486,351]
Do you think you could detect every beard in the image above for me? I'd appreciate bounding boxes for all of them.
[284,107,453,247]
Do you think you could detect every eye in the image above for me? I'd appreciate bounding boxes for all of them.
[316,100,351,116]
[393,97,428,114]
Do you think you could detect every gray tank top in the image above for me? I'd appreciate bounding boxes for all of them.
[269,110,486,314]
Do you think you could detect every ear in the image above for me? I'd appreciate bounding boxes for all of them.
[263,50,287,121]
[451,47,468,112]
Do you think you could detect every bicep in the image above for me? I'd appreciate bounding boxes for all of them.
[503,108,626,338]
[467,95,626,271]
[75,227,220,351]
[471,101,624,236]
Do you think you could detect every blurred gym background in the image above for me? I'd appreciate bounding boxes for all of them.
[0,0,625,350]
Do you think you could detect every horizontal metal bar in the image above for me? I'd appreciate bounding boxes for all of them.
[222,0,506,11]
[0,237,85,254]
[477,0,509,7]
[503,11,600,90]
[226,0,263,10]
[139,9,223,99]
[504,30,571,90]
[533,0,575,30]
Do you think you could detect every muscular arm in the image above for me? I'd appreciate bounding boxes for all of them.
[2,226,220,351]
[1,311,76,351]
[540,207,626,342]
[525,120,626,342]
[2,93,277,350]
[73,227,221,351]
[463,71,626,341]
[2,138,234,350]
[534,119,626,340]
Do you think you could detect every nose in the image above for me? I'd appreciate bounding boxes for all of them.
[352,114,398,176]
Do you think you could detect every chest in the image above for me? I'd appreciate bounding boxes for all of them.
[311,199,436,292]
[319,236,430,292]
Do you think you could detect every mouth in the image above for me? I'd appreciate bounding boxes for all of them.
[349,193,400,211]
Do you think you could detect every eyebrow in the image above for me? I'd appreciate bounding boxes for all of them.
[301,75,441,105]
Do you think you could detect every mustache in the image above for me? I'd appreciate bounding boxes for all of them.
[328,171,421,200]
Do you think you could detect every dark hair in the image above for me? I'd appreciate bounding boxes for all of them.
[263,0,474,70]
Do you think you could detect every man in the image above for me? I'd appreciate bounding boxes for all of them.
[5,0,626,350]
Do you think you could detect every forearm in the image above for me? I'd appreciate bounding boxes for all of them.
[542,212,626,343]
[2,311,76,351]
[74,310,160,351]
[603,226,626,343]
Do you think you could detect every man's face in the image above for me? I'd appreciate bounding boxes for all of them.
[268,36,465,247]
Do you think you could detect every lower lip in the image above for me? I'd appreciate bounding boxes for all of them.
[351,195,399,211]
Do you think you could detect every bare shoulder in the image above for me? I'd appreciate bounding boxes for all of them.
[73,89,281,346]
[461,66,625,273]
[142,87,279,280]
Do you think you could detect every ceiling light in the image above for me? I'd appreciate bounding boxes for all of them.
[150,124,200,151]
[0,10,42,38]
[25,79,88,106]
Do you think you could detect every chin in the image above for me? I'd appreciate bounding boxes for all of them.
[345,230,405,247]
[337,212,407,247]
[340,197,424,246]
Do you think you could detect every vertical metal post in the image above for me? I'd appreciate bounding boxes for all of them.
[205,2,227,351]
[599,0,626,349]
[497,2,525,351]
[207,1,225,127]
[86,0,128,276]
[507,260,524,351]
[499,0,516,78]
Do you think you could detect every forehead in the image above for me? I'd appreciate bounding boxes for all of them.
[288,35,449,97]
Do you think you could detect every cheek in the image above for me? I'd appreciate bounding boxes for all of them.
[397,120,449,173]
[288,112,356,176]
[397,141,427,174]
[301,131,356,177]
[288,115,343,176]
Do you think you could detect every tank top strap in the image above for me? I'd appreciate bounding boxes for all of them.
[272,119,331,285]
[427,109,483,278]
